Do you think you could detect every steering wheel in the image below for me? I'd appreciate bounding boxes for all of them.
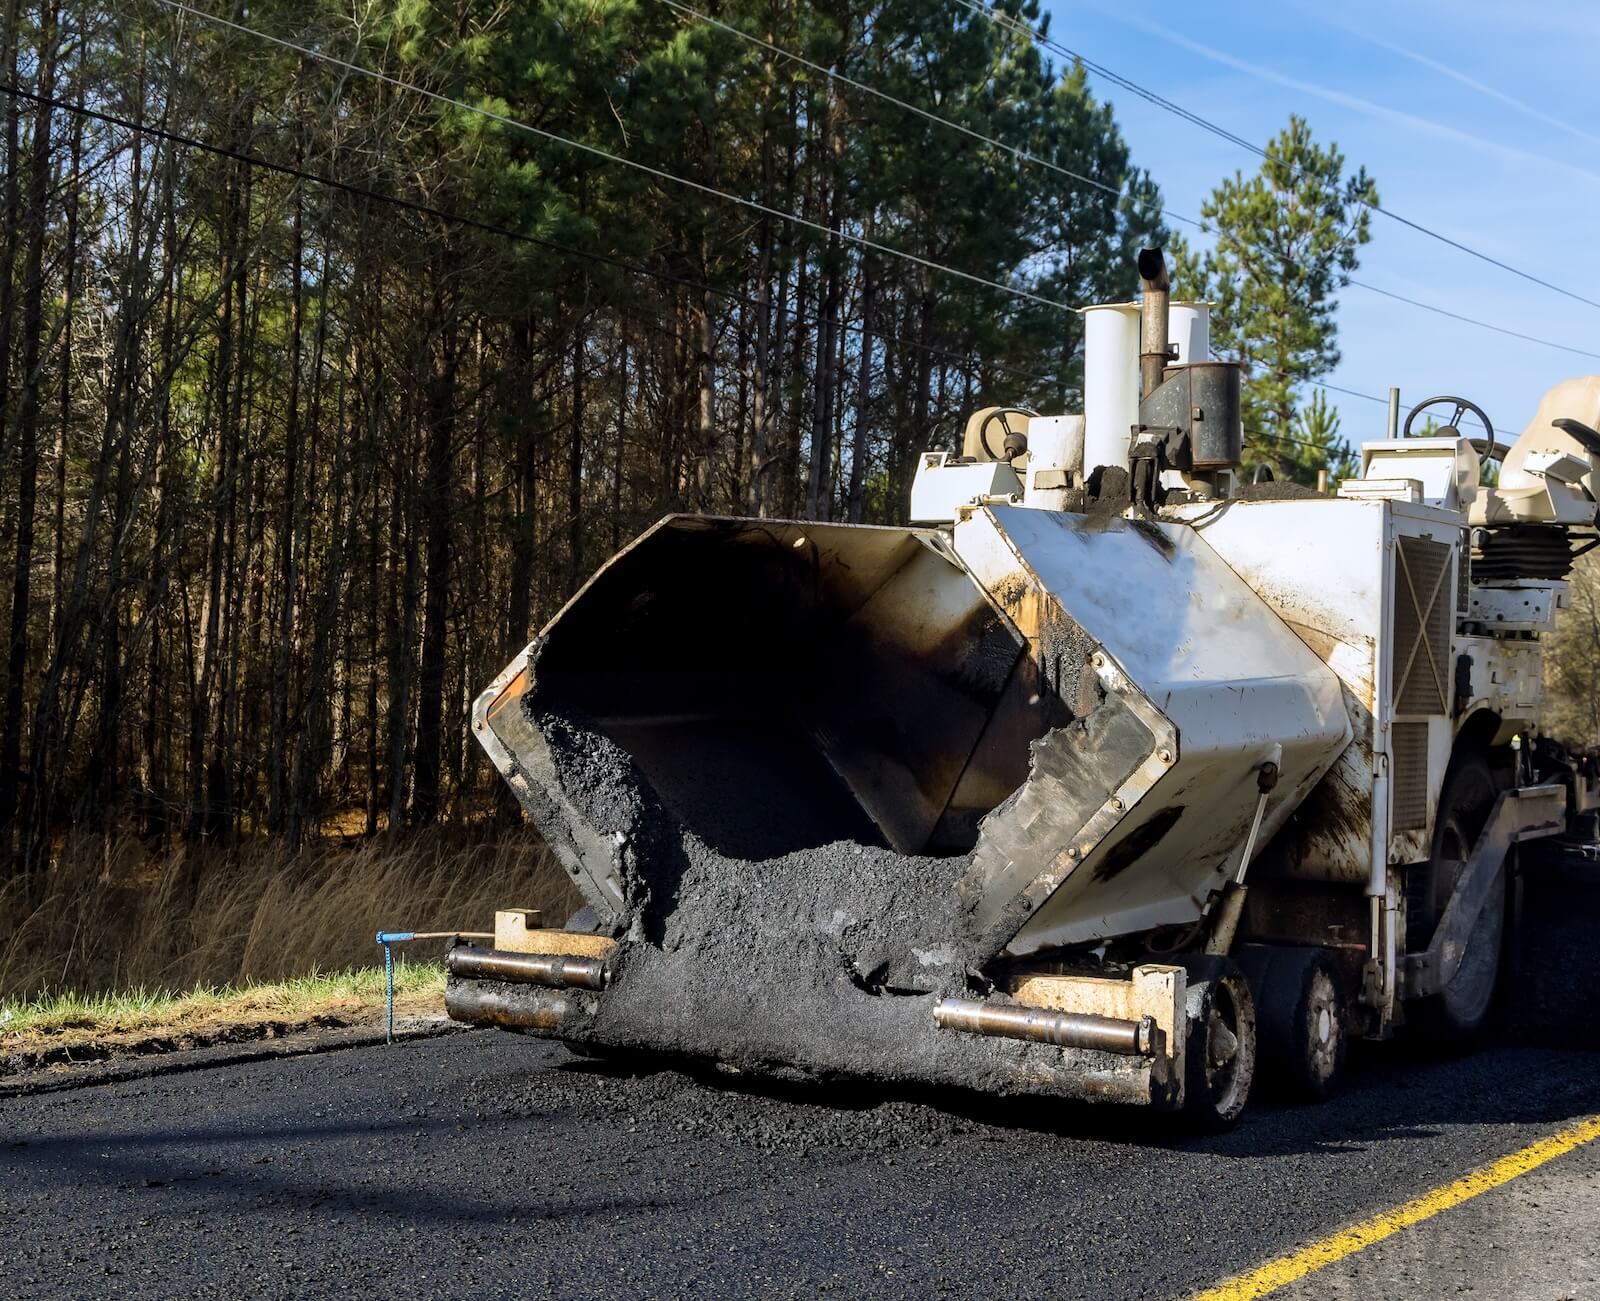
[1403,395,1504,459]
[978,407,1034,461]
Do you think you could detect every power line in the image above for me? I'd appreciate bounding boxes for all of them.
[101,8,1560,425]
[144,0,1600,373]
[1348,279,1600,361]
[957,0,1266,158]
[0,80,1064,391]
[154,0,1075,314]
[956,0,1600,315]
[659,0,1597,369]
[3,85,1495,468]
[653,0,1199,229]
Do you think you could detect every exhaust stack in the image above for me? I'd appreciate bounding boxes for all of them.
[1138,247,1171,398]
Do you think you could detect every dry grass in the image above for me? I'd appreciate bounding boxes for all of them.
[0,825,578,1004]
[1,963,444,1037]
[0,963,448,1063]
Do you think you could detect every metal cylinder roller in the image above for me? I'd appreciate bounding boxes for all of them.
[933,997,1155,1056]
[444,981,584,1033]
[447,945,609,991]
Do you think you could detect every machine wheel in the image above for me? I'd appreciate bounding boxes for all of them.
[1407,753,1506,1044]
[1236,945,1348,1102]
[1179,956,1257,1131]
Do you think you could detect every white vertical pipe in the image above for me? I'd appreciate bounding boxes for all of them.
[1168,302,1210,364]
[1081,303,1140,478]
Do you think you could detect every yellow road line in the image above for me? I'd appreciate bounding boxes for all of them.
[1195,1113,1600,1301]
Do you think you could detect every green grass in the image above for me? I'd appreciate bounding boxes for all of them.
[0,961,446,1042]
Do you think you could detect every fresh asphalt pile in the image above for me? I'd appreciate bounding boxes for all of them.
[536,710,971,990]
[528,711,1132,1095]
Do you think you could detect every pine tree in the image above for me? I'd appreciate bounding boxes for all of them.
[1293,388,1356,486]
[1171,116,1376,485]
[0,0,1176,860]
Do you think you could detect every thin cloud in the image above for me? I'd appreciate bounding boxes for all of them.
[1101,10,1600,188]
[1334,25,1600,148]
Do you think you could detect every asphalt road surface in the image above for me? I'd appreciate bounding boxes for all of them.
[5,867,1599,1300]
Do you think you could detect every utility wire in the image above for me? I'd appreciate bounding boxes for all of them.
[0,81,699,346]
[28,95,1481,441]
[7,89,1484,463]
[1348,279,1600,361]
[660,0,1598,367]
[956,0,1600,315]
[153,0,1075,313]
[110,8,1530,443]
[142,0,1600,372]
[653,0,1199,228]
[956,0,1265,158]
[0,80,1063,390]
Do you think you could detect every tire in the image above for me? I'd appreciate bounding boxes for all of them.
[1236,945,1347,1102]
[1178,956,1257,1131]
[1406,752,1506,1044]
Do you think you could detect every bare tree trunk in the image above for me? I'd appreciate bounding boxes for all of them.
[190,126,244,839]
[804,240,841,522]
[0,0,24,466]
[504,318,535,652]
[0,3,58,850]
[846,263,873,523]
[693,281,714,510]
[49,54,82,654]
[749,220,783,520]
[567,317,585,590]
[411,268,457,826]
[610,322,628,552]
[269,172,305,833]
[385,427,417,837]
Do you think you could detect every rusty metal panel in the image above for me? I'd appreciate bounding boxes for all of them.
[1169,498,1391,882]
[813,538,1030,852]
[957,506,1351,955]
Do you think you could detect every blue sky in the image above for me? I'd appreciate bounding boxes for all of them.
[1037,0,1600,447]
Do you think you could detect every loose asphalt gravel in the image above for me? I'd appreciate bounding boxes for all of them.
[4,864,1598,1301]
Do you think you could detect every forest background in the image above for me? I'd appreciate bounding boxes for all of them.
[0,0,1589,999]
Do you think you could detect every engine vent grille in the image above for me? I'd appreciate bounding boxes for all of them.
[1392,720,1430,832]
[1393,536,1453,714]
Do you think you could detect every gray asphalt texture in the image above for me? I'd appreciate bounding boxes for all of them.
[5,864,1599,1300]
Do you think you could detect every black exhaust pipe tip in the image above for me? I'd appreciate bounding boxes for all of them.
[1138,246,1169,289]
